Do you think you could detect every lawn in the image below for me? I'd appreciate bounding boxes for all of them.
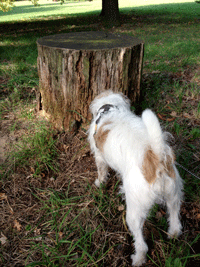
[0,0,200,266]
[0,0,196,22]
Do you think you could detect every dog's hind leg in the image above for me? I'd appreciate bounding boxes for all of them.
[166,194,182,238]
[124,169,154,266]
[94,153,108,187]
[165,172,183,238]
[124,186,153,267]
[126,205,148,266]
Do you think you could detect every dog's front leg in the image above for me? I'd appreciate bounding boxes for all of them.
[94,153,108,187]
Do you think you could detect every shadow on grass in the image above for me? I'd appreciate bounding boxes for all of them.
[0,12,100,38]
[0,2,199,38]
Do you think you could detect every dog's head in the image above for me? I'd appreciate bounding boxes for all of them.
[90,90,131,118]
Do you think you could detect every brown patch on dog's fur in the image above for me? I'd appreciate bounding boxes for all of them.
[94,122,111,152]
[163,151,176,179]
[143,148,176,184]
[142,149,160,184]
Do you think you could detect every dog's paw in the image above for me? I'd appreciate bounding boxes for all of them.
[167,227,182,239]
[94,179,101,187]
[168,222,182,239]
[131,253,146,266]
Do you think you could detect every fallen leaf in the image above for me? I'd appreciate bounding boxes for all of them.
[14,219,22,231]
[34,228,41,235]
[165,105,172,109]
[156,211,163,220]
[183,112,192,118]
[170,111,177,117]
[157,113,166,120]
[59,232,63,239]
[0,233,8,245]
[0,193,13,214]
[35,236,42,241]
[0,193,7,200]
[118,205,125,211]
[63,144,69,151]
[30,167,35,173]
[166,117,175,122]
[196,214,200,220]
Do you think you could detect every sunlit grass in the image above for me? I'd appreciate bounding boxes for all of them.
[0,0,100,22]
[0,0,196,22]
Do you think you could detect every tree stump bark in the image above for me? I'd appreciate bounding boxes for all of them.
[37,31,144,131]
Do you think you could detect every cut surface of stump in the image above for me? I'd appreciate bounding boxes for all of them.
[37,31,144,131]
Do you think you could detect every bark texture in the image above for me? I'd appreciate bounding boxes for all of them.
[101,0,120,24]
[37,32,144,131]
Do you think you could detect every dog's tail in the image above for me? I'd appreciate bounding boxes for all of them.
[142,109,165,158]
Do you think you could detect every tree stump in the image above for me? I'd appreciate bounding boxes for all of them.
[37,31,144,131]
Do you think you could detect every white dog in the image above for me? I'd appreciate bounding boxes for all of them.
[88,90,183,266]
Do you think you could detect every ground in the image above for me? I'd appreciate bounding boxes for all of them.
[0,72,200,266]
[0,1,200,266]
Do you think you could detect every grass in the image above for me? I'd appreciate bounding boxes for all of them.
[23,186,119,267]
[0,0,200,266]
[11,125,58,175]
[0,0,196,22]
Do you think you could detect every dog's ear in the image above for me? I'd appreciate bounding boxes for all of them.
[89,103,97,118]
[120,93,131,107]
[90,90,113,117]
[95,90,113,100]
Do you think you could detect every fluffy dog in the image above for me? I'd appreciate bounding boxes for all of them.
[88,90,183,266]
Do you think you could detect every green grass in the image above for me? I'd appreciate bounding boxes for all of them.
[24,186,119,267]
[0,1,200,266]
[0,0,196,22]
[2,123,59,178]
[126,3,200,73]
[0,0,100,22]
[148,233,200,267]
[14,126,58,174]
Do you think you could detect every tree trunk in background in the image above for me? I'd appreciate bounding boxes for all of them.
[37,31,144,131]
[100,0,120,25]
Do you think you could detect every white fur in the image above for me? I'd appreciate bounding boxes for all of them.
[88,90,183,266]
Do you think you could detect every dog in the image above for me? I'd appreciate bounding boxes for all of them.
[88,90,183,266]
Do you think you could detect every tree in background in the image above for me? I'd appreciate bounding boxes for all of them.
[0,0,15,11]
[0,0,43,11]
[1,0,120,24]
[100,0,120,25]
